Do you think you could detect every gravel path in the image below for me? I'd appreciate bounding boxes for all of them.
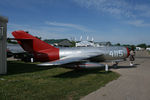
[81,51,150,100]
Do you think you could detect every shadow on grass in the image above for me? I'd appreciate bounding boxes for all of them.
[54,64,140,78]
[7,61,110,78]
[53,69,111,78]
[7,61,136,77]
[7,61,51,75]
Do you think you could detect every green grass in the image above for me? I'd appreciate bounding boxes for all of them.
[0,61,120,100]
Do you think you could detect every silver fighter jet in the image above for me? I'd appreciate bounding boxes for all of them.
[12,30,130,69]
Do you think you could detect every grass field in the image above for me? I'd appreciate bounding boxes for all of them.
[0,61,120,100]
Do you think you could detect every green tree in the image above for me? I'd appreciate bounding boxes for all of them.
[137,43,147,49]
[115,43,120,46]
[70,41,76,47]
[130,45,136,50]
[35,36,42,40]
[147,45,150,47]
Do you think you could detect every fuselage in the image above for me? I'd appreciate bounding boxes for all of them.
[34,45,129,62]
[59,46,129,62]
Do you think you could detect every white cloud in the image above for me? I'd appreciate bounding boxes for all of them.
[125,20,150,27]
[74,0,150,18]
[74,0,150,28]
[7,22,92,40]
[134,4,150,17]
[45,21,90,32]
[74,0,133,17]
[7,23,73,39]
[7,23,30,29]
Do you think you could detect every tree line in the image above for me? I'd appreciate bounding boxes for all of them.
[115,43,150,50]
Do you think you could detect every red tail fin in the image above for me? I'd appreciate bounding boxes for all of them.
[12,30,57,52]
[12,30,59,61]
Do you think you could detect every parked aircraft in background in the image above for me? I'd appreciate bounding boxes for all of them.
[12,30,130,69]
[6,43,32,61]
[7,43,25,54]
[7,43,25,57]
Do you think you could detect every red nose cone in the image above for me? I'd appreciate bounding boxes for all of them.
[126,47,130,57]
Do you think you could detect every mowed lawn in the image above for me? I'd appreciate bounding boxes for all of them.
[0,61,120,100]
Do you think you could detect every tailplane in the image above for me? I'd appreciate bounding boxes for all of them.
[12,30,57,53]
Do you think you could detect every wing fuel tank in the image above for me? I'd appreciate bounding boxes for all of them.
[78,62,105,69]
[64,62,105,69]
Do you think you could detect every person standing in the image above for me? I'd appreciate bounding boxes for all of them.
[129,49,135,66]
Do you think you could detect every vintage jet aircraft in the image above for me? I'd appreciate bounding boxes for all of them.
[12,30,130,69]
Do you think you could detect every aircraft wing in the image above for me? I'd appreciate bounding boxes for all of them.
[37,53,103,66]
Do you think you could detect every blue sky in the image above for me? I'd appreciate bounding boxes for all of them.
[0,0,150,45]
